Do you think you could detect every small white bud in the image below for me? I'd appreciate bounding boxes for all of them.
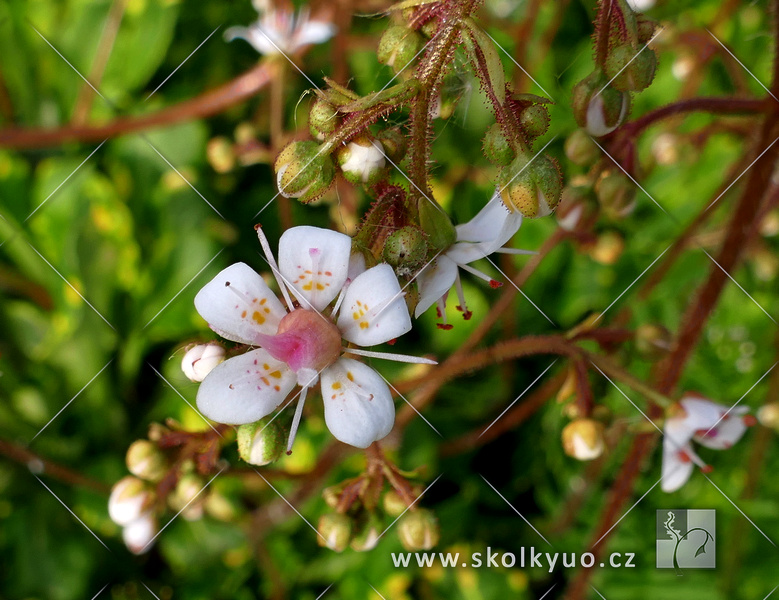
[182,343,225,382]
[122,514,158,555]
[337,137,386,185]
[108,476,154,526]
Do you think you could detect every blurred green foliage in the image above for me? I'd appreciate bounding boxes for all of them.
[1,0,778,599]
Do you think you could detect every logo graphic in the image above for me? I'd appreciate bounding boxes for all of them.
[656,509,715,573]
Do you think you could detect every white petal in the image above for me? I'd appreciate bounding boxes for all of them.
[321,359,395,448]
[196,349,296,425]
[454,189,522,251]
[661,440,696,493]
[278,226,352,311]
[337,264,411,346]
[694,407,749,450]
[194,263,287,344]
[122,515,157,555]
[293,21,336,47]
[414,256,458,318]
[678,396,728,431]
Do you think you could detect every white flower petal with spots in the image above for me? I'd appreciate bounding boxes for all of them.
[278,226,351,311]
[195,263,286,345]
[338,264,412,346]
[196,348,296,425]
[321,358,394,448]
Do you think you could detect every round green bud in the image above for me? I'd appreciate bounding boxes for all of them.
[309,96,339,141]
[317,512,352,552]
[520,104,550,140]
[398,509,439,551]
[562,419,605,461]
[499,154,562,218]
[378,25,425,74]
[206,137,235,174]
[351,512,383,552]
[564,129,600,167]
[126,440,167,482]
[382,489,408,517]
[169,473,206,517]
[274,140,335,203]
[376,127,408,164]
[572,71,629,137]
[595,171,637,219]
[605,44,657,92]
[482,123,516,167]
[237,417,285,466]
[637,16,658,44]
[383,226,429,272]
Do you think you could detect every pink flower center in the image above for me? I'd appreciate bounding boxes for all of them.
[258,309,342,373]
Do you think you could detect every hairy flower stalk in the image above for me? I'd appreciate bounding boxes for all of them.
[193,226,435,449]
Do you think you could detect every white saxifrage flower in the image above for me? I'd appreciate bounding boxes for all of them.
[194,226,434,449]
[225,1,335,56]
[661,394,754,492]
[414,190,530,326]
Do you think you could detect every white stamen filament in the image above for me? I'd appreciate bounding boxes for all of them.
[454,272,468,316]
[437,297,448,326]
[224,281,257,306]
[287,385,309,454]
[495,248,537,255]
[458,262,495,284]
[256,226,295,311]
[343,347,437,365]
[331,285,348,317]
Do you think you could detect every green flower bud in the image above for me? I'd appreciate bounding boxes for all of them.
[499,154,562,218]
[376,127,408,164]
[237,417,285,466]
[520,104,550,140]
[274,140,335,203]
[351,512,383,552]
[758,403,779,431]
[562,419,605,461]
[595,171,637,219]
[635,323,673,360]
[418,197,456,251]
[637,16,658,45]
[309,96,339,141]
[169,473,206,516]
[383,226,429,272]
[588,230,625,265]
[126,440,167,482]
[572,71,629,137]
[317,513,352,552]
[556,185,598,231]
[206,137,235,174]
[398,509,439,551]
[482,123,516,167]
[382,489,408,517]
[605,44,657,92]
[378,25,425,73]
[564,129,600,167]
[336,136,387,185]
